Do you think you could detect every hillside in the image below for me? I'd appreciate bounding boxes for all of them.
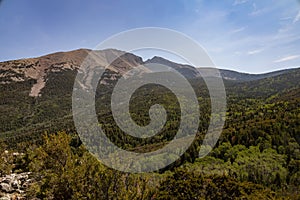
[0,49,299,199]
[218,68,295,81]
[0,49,298,144]
[145,56,297,81]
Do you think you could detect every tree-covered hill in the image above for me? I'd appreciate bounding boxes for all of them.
[0,49,299,199]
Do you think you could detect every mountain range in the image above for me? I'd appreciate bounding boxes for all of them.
[1,48,298,96]
[0,48,299,199]
[0,48,299,146]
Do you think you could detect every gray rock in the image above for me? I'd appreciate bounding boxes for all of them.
[0,197,10,200]
[0,183,12,193]
[0,172,33,199]
[11,180,19,189]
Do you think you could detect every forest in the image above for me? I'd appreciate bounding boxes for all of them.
[0,61,299,199]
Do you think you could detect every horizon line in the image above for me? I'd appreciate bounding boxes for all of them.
[0,47,299,75]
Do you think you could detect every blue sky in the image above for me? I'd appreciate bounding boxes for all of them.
[0,0,299,73]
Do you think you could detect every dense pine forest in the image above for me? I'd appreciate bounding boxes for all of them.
[0,50,299,199]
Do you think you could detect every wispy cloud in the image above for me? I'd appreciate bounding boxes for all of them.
[230,27,246,34]
[233,0,249,6]
[250,8,268,16]
[248,49,264,55]
[280,16,293,21]
[293,10,300,23]
[249,3,269,16]
[274,55,300,63]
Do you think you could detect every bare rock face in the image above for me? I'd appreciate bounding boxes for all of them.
[0,172,33,200]
[0,49,91,97]
[0,48,146,97]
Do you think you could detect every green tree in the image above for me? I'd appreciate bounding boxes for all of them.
[232,146,288,188]
[27,131,156,200]
[157,167,275,200]
[0,140,13,176]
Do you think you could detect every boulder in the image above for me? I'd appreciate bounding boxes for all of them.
[0,183,12,193]
[0,172,33,199]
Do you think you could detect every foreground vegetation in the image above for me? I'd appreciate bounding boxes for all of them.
[1,126,299,199]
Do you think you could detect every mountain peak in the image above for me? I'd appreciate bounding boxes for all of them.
[145,56,179,66]
[0,48,144,97]
[1,48,299,97]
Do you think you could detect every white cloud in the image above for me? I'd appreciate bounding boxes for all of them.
[184,0,300,72]
[293,10,300,23]
[230,27,246,34]
[248,49,264,55]
[249,3,269,16]
[280,16,293,21]
[250,8,268,16]
[274,55,300,63]
[233,0,249,6]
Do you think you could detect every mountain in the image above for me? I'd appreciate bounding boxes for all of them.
[216,68,295,82]
[0,48,145,97]
[0,49,299,199]
[145,56,297,82]
[225,67,300,99]
[0,48,299,146]
[145,56,200,78]
[1,49,298,96]
[0,49,149,145]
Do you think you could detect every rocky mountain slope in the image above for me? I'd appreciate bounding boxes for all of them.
[1,49,296,97]
[0,48,299,146]
[0,48,146,97]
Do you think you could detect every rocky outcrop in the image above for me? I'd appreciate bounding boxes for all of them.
[0,172,33,200]
[0,48,147,97]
